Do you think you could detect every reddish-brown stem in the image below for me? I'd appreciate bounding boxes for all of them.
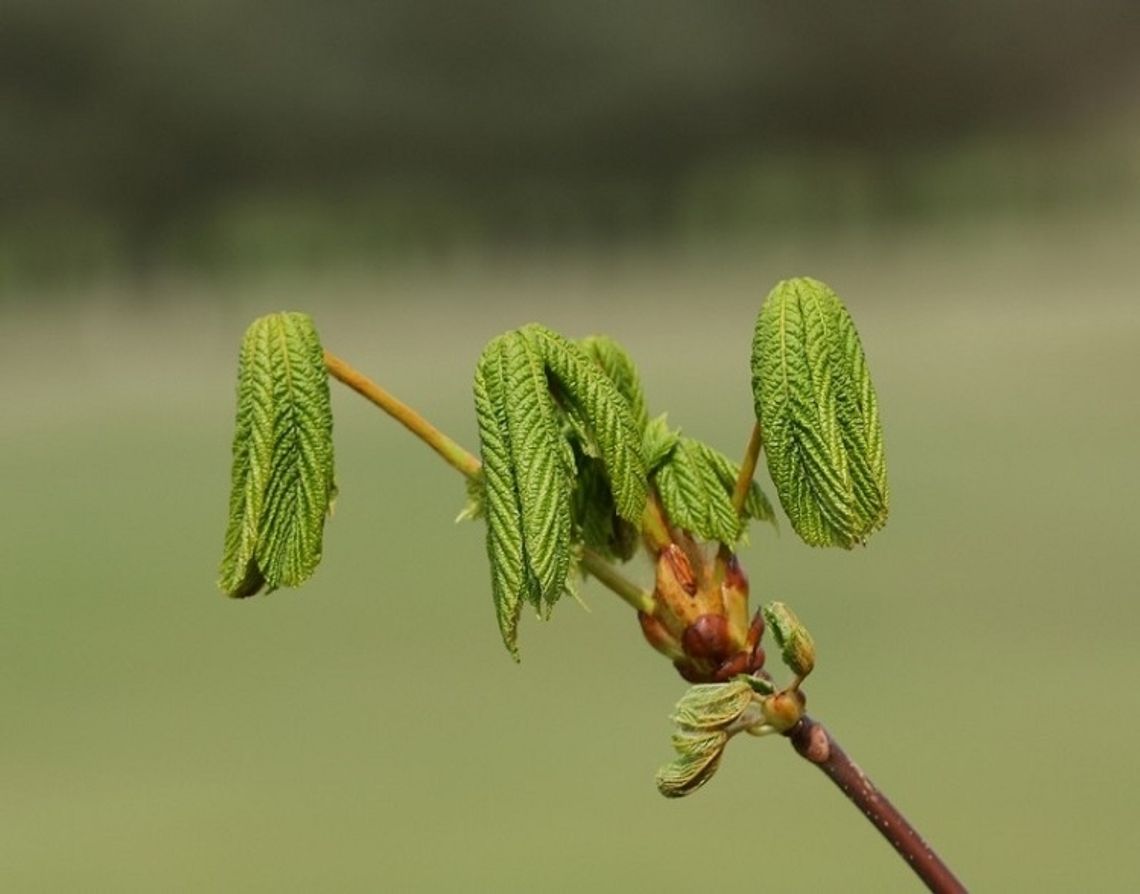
[786,715,966,893]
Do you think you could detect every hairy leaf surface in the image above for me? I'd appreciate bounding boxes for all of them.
[524,324,648,522]
[501,334,574,608]
[654,436,741,545]
[473,338,527,657]
[751,277,888,548]
[697,442,777,528]
[219,312,335,597]
[578,334,649,434]
[472,324,650,657]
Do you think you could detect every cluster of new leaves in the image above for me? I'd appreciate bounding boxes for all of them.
[218,312,336,597]
[656,679,755,798]
[473,325,648,657]
[751,277,888,548]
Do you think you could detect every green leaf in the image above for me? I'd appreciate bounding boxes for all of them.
[501,334,574,609]
[653,436,741,546]
[524,325,648,523]
[656,730,728,799]
[570,447,640,563]
[219,312,336,597]
[642,413,680,473]
[578,334,649,434]
[472,324,650,657]
[671,680,755,731]
[751,277,888,548]
[763,601,816,678]
[473,338,527,658]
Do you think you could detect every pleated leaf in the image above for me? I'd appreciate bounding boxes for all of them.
[571,448,640,563]
[653,435,742,546]
[695,440,778,530]
[578,334,649,434]
[751,277,888,548]
[473,339,528,658]
[525,325,648,523]
[219,312,335,597]
[473,324,650,657]
[500,334,574,609]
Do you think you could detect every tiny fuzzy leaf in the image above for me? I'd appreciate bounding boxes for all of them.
[751,277,888,548]
[219,312,336,597]
[671,680,755,731]
[653,435,741,546]
[473,338,528,658]
[656,730,728,799]
[522,324,648,524]
[762,602,816,678]
[578,334,649,434]
[642,414,680,473]
[455,474,486,523]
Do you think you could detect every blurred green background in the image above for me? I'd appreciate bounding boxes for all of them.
[3,3,1140,891]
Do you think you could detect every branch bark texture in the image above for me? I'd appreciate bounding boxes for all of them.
[786,715,967,893]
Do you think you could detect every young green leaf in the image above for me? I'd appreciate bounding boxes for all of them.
[656,730,728,799]
[653,435,742,546]
[570,447,640,563]
[501,334,574,609]
[762,601,816,679]
[472,324,650,657]
[751,277,888,548]
[473,338,528,658]
[671,680,755,731]
[578,334,649,434]
[694,440,777,529]
[219,312,336,597]
[524,324,648,523]
[642,414,680,473]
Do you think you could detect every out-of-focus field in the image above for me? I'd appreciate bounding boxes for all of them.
[2,212,1138,892]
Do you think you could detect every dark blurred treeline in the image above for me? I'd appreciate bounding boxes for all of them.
[2,0,1139,286]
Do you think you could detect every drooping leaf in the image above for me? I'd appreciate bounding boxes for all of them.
[219,312,336,597]
[500,334,575,610]
[751,277,888,548]
[653,435,741,546]
[578,334,649,434]
[472,324,651,657]
[524,324,648,523]
[473,338,527,658]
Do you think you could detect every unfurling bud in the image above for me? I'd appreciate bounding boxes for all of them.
[656,730,728,798]
[762,601,816,679]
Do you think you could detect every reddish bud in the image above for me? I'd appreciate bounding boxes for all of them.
[682,614,732,662]
[673,659,709,684]
[712,652,750,681]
